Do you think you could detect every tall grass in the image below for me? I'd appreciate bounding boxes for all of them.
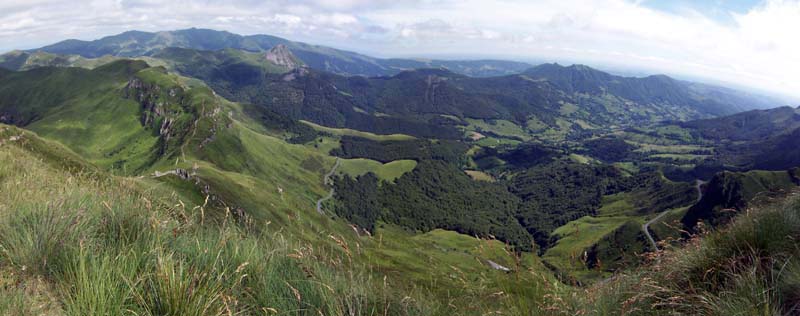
[5,126,799,315]
[0,142,427,315]
[58,249,137,316]
[548,196,800,315]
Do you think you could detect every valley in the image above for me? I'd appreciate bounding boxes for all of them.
[0,27,799,315]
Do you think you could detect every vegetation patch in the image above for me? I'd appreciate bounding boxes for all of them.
[338,158,417,182]
[543,215,634,282]
[300,120,415,141]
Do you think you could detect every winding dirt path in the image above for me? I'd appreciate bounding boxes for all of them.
[643,179,705,251]
[316,158,340,214]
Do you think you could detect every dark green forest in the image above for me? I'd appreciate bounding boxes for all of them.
[330,136,469,164]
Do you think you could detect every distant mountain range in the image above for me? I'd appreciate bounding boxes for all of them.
[156,47,780,139]
[4,23,800,316]
[0,28,787,147]
[2,28,800,299]
[26,28,533,77]
[523,63,778,114]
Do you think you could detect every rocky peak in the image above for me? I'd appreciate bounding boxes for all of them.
[265,44,301,70]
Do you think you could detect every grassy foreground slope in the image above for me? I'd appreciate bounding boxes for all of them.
[0,125,424,315]
[0,62,555,314]
[5,123,800,315]
[549,193,800,315]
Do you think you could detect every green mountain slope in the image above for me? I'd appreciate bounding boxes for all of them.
[524,63,770,117]
[2,30,799,315]
[0,62,556,315]
[682,168,800,230]
[0,61,166,172]
[680,106,800,141]
[642,106,800,171]
[556,195,800,315]
[169,58,768,141]
[0,50,122,71]
[0,124,436,315]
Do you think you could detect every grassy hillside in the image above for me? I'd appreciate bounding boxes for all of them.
[0,61,161,172]
[682,169,800,230]
[550,195,800,315]
[2,34,798,315]
[0,125,424,315]
[5,124,799,315]
[0,62,558,314]
[300,120,415,141]
[338,158,417,182]
[0,124,560,315]
[543,215,636,283]
[1,51,103,71]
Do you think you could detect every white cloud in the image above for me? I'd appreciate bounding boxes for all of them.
[0,0,798,99]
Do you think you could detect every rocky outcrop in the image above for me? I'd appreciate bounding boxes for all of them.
[126,78,167,126]
[265,44,301,70]
[124,77,193,157]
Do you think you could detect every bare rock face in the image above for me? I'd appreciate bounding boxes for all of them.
[265,44,300,70]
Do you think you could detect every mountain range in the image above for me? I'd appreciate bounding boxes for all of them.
[25,28,532,77]
[1,27,799,315]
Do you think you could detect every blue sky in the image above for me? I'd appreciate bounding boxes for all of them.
[642,0,761,21]
[0,0,798,100]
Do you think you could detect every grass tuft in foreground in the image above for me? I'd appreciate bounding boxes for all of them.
[0,136,426,316]
[548,195,800,315]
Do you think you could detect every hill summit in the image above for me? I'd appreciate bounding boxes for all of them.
[265,44,302,70]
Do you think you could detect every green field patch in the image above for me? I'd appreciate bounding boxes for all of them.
[649,153,711,162]
[525,116,547,131]
[613,162,640,174]
[439,114,461,122]
[559,102,579,115]
[573,119,594,129]
[632,142,713,154]
[303,135,341,155]
[338,158,417,182]
[598,192,636,217]
[568,153,593,164]
[543,215,634,281]
[474,136,522,147]
[300,120,415,141]
[465,118,531,141]
[464,170,496,182]
[365,226,552,303]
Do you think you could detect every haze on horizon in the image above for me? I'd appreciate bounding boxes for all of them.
[1,0,798,101]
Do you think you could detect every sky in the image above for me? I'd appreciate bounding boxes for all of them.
[0,0,798,100]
